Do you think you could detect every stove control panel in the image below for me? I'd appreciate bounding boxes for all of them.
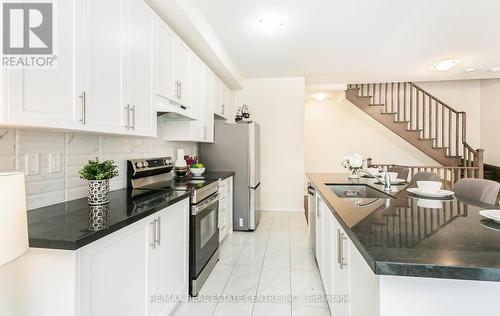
[127,157,174,183]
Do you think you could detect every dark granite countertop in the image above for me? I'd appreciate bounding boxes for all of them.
[27,188,191,250]
[200,171,234,181]
[307,173,500,282]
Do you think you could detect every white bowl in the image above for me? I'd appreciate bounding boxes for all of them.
[365,168,381,177]
[190,167,206,176]
[416,181,442,193]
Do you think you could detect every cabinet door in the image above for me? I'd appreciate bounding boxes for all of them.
[156,19,176,101]
[332,220,350,316]
[227,177,234,232]
[315,195,324,273]
[188,53,204,138]
[6,0,81,129]
[125,0,155,136]
[212,77,222,116]
[348,239,379,316]
[78,217,153,316]
[151,199,190,316]
[174,41,190,106]
[201,67,214,142]
[221,83,230,118]
[322,209,334,300]
[82,0,127,133]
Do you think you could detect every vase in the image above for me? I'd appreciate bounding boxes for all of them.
[88,204,110,231]
[88,179,110,205]
[349,169,360,179]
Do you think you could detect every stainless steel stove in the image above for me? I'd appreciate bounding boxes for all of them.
[127,157,220,296]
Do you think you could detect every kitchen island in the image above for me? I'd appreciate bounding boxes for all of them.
[307,173,500,316]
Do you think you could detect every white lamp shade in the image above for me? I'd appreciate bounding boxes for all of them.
[0,172,28,266]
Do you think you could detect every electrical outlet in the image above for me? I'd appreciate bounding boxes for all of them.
[25,154,40,176]
[239,218,243,227]
[49,153,62,174]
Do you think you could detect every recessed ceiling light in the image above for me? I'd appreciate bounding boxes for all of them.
[489,67,500,73]
[464,68,476,73]
[257,17,285,34]
[313,93,328,101]
[432,59,459,72]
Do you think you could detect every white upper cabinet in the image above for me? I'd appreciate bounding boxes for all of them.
[81,0,127,134]
[174,41,190,106]
[5,0,82,129]
[221,83,230,119]
[81,0,156,137]
[0,0,222,139]
[156,18,193,118]
[202,67,215,142]
[214,80,230,120]
[125,0,156,136]
[156,20,176,102]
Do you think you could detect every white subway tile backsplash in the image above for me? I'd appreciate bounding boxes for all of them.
[1,123,197,210]
[0,129,15,156]
[17,130,66,154]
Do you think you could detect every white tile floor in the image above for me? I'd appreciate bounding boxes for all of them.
[173,211,330,316]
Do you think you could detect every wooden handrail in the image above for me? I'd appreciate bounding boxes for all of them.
[348,82,483,177]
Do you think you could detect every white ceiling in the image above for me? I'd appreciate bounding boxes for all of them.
[192,0,500,84]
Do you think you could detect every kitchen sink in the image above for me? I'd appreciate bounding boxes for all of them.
[326,184,393,199]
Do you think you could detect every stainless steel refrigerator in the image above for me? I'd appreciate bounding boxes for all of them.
[200,122,261,231]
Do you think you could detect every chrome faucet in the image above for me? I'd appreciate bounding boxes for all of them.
[384,172,392,192]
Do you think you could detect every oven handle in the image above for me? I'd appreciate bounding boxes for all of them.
[192,193,219,215]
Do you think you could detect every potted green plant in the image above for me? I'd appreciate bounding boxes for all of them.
[79,158,119,205]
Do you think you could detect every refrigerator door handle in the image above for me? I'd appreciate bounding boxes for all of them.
[249,183,261,190]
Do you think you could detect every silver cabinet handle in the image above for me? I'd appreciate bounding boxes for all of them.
[156,216,161,246]
[179,81,182,100]
[338,229,347,269]
[79,91,86,125]
[151,219,157,249]
[203,126,208,140]
[131,105,136,130]
[124,104,130,130]
[221,104,225,115]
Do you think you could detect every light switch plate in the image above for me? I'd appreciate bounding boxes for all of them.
[49,153,62,174]
[25,154,40,176]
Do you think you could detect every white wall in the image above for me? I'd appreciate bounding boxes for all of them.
[480,79,500,166]
[305,91,437,173]
[0,122,197,210]
[234,77,305,212]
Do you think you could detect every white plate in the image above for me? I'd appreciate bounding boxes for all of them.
[480,219,500,232]
[479,210,500,224]
[407,188,455,198]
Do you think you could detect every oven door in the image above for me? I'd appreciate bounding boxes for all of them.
[191,193,219,278]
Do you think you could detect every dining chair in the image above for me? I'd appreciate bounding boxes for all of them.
[453,178,500,205]
[412,172,441,182]
[388,166,410,181]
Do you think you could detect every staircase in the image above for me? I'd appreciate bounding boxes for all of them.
[346,82,484,176]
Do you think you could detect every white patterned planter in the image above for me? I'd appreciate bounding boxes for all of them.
[88,204,110,231]
[88,180,110,205]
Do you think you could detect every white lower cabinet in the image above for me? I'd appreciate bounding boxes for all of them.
[218,176,233,241]
[314,193,378,316]
[78,198,189,316]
